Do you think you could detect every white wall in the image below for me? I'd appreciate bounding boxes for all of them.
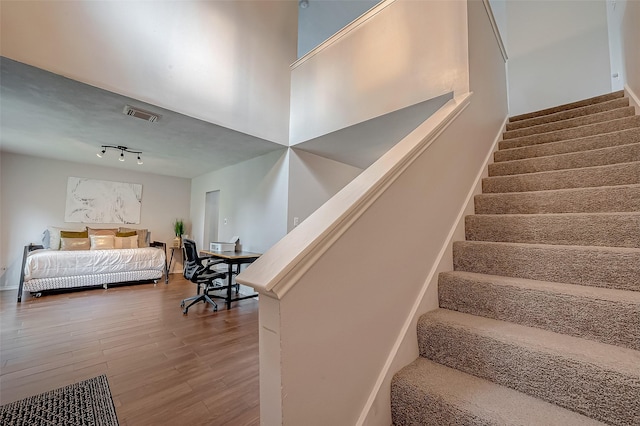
[0,152,191,290]
[488,0,508,49]
[0,0,297,145]
[290,0,469,145]
[619,0,640,102]
[190,149,289,255]
[607,0,626,91]
[287,149,362,232]
[507,0,612,115]
[297,0,379,58]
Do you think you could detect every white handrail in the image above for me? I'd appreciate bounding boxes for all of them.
[236,93,472,298]
[482,0,508,62]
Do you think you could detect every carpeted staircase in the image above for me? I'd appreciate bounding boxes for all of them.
[391,90,640,425]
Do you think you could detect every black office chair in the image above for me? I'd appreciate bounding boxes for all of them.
[180,238,229,314]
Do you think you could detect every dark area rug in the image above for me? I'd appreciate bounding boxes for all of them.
[0,374,119,426]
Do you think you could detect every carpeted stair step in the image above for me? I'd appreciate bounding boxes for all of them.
[505,97,630,131]
[453,241,640,291]
[488,142,640,177]
[482,161,640,193]
[475,184,640,214]
[494,127,640,162]
[391,357,606,426]
[416,309,640,426]
[464,212,640,247]
[503,106,635,140]
[499,115,640,150]
[509,90,625,122]
[438,271,640,350]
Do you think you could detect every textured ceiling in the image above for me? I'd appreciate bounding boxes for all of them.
[0,58,286,179]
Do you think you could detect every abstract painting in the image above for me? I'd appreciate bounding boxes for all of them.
[65,177,142,224]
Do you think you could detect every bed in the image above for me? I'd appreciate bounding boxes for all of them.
[17,227,168,302]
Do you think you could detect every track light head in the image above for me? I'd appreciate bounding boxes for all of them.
[97,145,143,165]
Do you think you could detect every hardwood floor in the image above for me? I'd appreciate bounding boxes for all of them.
[0,276,260,425]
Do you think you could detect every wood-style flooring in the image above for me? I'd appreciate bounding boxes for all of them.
[0,276,260,425]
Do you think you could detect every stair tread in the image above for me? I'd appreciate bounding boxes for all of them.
[417,309,640,424]
[420,309,640,374]
[483,161,640,193]
[453,240,640,290]
[477,182,640,199]
[486,160,640,180]
[455,239,640,254]
[392,357,606,426]
[439,271,640,350]
[489,142,640,176]
[495,127,640,162]
[475,184,640,214]
[505,97,630,131]
[499,115,640,150]
[509,90,625,122]
[440,270,640,303]
[503,106,634,139]
[470,211,640,217]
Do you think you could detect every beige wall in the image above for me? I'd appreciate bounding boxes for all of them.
[190,149,290,255]
[0,0,297,145]
[289,0,469,145]
[287,149,362,232]
[0,152,191,290]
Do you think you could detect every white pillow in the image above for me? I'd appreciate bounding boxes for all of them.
[45,226,64,250]
[90,235,115,250]
[114,235,139,249]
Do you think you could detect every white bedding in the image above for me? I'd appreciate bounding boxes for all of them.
[24,247,166,281]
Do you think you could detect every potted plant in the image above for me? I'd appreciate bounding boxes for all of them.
[173,219,184,247]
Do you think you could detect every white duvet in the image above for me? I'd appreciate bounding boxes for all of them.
[24,247,166,281]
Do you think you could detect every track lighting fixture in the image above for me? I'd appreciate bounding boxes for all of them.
[96,145,143,165]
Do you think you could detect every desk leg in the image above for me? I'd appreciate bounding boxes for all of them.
[226,263,233,310]
[168,249,175,275]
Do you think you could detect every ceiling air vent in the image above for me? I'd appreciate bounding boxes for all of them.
[123,105,160,122]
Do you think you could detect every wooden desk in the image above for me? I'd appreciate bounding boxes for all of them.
[200,250,261,310]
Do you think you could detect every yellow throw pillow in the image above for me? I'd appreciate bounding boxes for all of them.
[60,230,89,238]
[116,231,137,238]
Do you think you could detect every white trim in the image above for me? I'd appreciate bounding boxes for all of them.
[482,0,508,62]
[355,113,508,426]
[625,84,640,114]
[292,0,396,69]
[236,93,473,298]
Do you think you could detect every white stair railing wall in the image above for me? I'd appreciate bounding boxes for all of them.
[236,1,509,424]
